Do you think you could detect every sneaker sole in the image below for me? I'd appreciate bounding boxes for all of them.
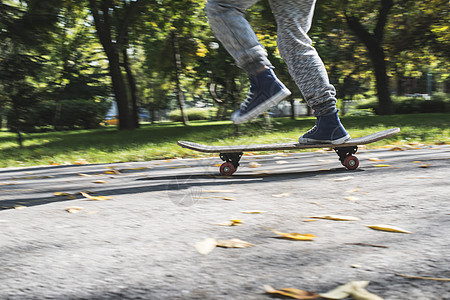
[298,134,351,145]
[231,88,291,125]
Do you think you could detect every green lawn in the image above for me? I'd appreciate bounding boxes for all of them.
[0,113,449,168]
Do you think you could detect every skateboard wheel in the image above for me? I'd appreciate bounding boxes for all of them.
[343,155,359,170]
[220,162,236,176]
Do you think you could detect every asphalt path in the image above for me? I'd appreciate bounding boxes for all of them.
[1,145,449,299]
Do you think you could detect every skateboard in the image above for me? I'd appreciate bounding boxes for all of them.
[178,128,400,175]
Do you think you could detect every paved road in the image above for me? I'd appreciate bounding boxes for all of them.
[1,146,449,299]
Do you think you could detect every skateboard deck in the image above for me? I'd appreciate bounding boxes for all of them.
[178,128,400,175]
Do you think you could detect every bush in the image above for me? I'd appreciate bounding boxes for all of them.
[168,107,215,122]
[356,94,450,114]
[7,99,110,132]
[345,108,376,117]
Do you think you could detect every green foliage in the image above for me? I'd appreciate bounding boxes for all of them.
[357,94,450,114]
[168,108,216,122]
[6,99,110,132]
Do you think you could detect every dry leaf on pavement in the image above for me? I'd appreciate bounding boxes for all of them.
[320,281,383,300]
[216,238,255,248]
[241,210,266,214]
[306,215,361,221]
[80,192,113,201]
[92,180,107,184]
[335,176,354,182]
[217,219,243,226]
[264,285,320,299]
[66,207,84,214]
[366,224,411,233]
[373,164,391,167]
[266,227,315,241]
[54,192,76,200]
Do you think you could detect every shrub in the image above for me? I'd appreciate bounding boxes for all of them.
[356,94,450,114]
[7,99,110,132]
[168,107,215,122]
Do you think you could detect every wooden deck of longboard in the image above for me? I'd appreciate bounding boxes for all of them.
[178,128,400,153]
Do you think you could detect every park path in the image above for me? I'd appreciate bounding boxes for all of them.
[1,145,449,299]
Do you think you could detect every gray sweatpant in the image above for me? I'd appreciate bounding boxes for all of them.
[205,0,336,116]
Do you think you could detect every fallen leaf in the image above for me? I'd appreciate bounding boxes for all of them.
[104,170,120,175]
[310,202,325,208]
[320,281,370,299]
[217,219,243,226]
[80,192,113,201]
[369,158,386,162]
[66,206,84,214]
[345,196,360,201]
[419,163,431,168]
[395,273,450,282]
[53,192,76,200]
[272,192,290,198]
[216,238,255,248]
[302,219,320,222]
[366,224,411,233]
[335,176,354,182]
[389,146,405,151]
[78,173,93,177]
[195,238,217,255]
[307,215,361,221]
[276,160,289,164]
[346,188,360,193]
[248,162,261,168]
[92,180,107,184]
[13,205,26,210]
[373,164,391,167]
[266,227,315,241]
[264,285,320,299]
[74,159,89,165]
[241,210,266,214]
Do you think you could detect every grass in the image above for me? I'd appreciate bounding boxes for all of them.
[0,113,449,168]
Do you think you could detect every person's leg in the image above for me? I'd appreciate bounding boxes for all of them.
[269,0,350,144]
[206,0,291,124]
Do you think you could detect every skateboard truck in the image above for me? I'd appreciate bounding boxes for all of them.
[219,152,243,176]
[334,146,359,170]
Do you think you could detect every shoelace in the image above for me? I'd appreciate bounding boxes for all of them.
[240,81,257,110]
[305,125,318,135]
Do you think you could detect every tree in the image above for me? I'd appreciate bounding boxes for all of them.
[343,0,395,115]
[88,0,150,129]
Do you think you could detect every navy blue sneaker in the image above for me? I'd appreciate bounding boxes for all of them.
[298,110,351,144]
[231,68,291,124]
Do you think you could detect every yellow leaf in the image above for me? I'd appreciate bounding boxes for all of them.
[104,170,120,175]
[195,238,217,255]
[216,238,255,248]
[78,173,92,177]
[66,206,83,214]
[80,192,113,201]
[54,192,76,200]
[366,224,411,233]
[345,196,359,201]
[266,227,315,241]
[373,164,391,167]
[241,210,266,214]
[92,180,107,184]
[419,163,431,168]
[264,285,320,299]
[307,215,361,221]
[217,219,243,226]
[369,158,386,162]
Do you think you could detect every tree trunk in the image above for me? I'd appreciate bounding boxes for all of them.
[89,0,134,130]
[171,29,189,126]
[345,0,394,115]
[122,48,140,128]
